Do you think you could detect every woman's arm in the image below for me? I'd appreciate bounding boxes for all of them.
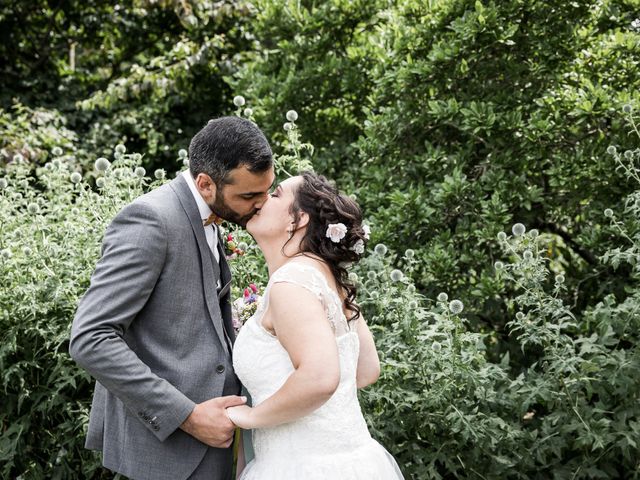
[354,314,381,388]
[227,282,340,429]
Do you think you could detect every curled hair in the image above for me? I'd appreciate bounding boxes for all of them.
[286,171,367,322]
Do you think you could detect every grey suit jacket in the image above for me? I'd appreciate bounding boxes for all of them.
[69,174,238,480]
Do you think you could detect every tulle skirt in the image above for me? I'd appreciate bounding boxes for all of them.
[239,438,404,479]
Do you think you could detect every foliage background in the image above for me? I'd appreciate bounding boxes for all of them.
[1,0,640,478]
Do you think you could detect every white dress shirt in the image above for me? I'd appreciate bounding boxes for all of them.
[182,171,221,287]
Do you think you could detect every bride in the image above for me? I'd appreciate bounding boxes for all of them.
[226,171,404,479]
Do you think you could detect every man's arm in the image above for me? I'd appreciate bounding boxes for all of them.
[69,201,196,441]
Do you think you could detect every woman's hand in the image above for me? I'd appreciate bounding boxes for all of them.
[226,405,255,429]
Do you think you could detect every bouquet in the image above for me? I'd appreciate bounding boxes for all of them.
[231,283,261,333]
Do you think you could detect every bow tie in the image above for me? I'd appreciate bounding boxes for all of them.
[203,212,224,226]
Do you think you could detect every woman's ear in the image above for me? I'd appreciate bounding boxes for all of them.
[195,173,217,202]
[295,211,310,230]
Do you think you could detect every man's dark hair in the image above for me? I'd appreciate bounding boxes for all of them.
[188,116,273,186]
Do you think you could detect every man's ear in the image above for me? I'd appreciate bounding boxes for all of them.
[195,173,217,202]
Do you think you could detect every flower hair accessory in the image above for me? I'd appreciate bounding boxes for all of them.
[350,239,365,255]
[326,223,347,243]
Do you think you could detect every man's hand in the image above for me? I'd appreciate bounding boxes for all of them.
[180,395,247,448]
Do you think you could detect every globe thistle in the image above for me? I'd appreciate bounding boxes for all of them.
[432,341,442,353]
[45,163,53,170]
[0,249,11,259]
[374,243,388,256]
[555,274,565,284]
[70,172,82,184]
[512,223,526,236]
[286,110,298,122]
[497,231,507,241]
[606,145,617,155]
[283,122,293,131]
[95,157,110,172]
[23,246,32,256]
[115,144,126,155]
[408,300,418,309]
[132,153,142,162]
[367,271,377,281]
[238,242,249,251]
[0,178,7,190]
[244,108,253,117]
[494,261,504,270]
[348,272,359,283]
[13,153,24,163]
[27,203,40,214]
[622,104,633,114]
[154,169,166,180]
[71,207,79,215]
[407,284,416,293]
[604,208,614,218]
[437,292,448,302]
[134,166,146,178]
[52,146,63,157]
[515,312,525,321]
[52,158,62,168]
[178,149,188,159]
[233,95,246,107]
[624,150,634,160]
[182,158,189,167]
[96,177,106,188]
[529,229,539,239]
[523,250,533,260]
[405,249,415,259]
[449,299,464,315]
[390,269,403,282]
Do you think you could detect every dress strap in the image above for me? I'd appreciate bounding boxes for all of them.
[269,262,349,335]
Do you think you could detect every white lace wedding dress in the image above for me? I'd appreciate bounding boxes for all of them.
[233,262,404,479]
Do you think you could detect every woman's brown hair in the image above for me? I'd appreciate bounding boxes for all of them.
[284,171,368,322]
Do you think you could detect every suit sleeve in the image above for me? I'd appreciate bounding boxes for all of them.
[69,200,196,442]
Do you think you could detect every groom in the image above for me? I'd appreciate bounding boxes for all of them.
[69,117,274,480]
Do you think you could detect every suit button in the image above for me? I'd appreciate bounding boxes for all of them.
[216,365,225,374]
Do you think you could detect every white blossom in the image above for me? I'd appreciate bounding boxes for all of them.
[350,239,365,254]
[286,110,298,122]
[390,269,403,282]
[70,172,82,184]
[233,95,246,107]
[134,166,146,178]
[362,224,371,240]
[374,243,387,256]
[512,223,526,236]
[95,157,110,172]
[449,300,464,315]
[326,223,347,243]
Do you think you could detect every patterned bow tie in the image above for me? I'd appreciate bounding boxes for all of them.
[203,212,224,226]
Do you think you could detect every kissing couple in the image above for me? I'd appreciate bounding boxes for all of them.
[70,117,404,479]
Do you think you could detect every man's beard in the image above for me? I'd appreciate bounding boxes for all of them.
[209,188,257,228]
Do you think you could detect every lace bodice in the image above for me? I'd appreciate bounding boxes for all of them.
[232,261,372,459]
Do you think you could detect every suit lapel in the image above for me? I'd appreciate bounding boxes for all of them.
[170,175,229,354]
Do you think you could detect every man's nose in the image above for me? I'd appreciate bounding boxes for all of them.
[254,192,269,209]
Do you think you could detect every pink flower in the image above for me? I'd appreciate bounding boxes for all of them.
[326,223,347,243]
[250,283,258,293]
